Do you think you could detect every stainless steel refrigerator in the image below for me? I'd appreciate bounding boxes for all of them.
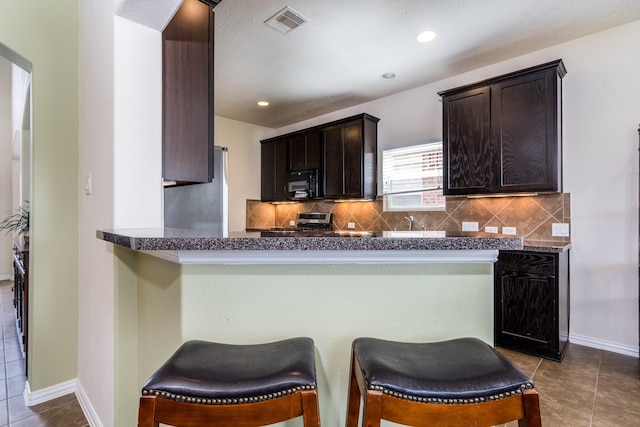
[163,146,229,236]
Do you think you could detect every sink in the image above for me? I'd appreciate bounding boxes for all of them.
[383,231,447,238]
[331,230,377,238]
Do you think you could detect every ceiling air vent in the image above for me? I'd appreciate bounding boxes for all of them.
[264,6,309,34]
[198,0,221,7]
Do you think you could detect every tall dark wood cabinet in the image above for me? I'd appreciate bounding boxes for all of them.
[261,138,288,202]
[13,240,28,372]
[162,0,215,184]
[439,60,566,196]
[322,114,379,200]
[495,249,570,361]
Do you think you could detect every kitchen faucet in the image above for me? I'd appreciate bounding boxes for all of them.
[404,215,414,231]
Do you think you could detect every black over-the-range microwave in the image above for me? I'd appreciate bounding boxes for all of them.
[286,169,321,200]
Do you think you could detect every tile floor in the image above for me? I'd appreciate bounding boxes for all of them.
[496,343,640,426]
[0,281,87,426]
[0,279,638,426]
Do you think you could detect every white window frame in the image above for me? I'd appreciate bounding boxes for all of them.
[381,140,445,212]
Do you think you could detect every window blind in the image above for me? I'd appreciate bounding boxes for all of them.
[382,142,445,210]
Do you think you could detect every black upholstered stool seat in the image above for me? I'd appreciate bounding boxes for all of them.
[353,337,533,403]
[345,337,542,427]
[142,337,317,404]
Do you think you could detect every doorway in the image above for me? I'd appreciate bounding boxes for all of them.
[0,44,32,277]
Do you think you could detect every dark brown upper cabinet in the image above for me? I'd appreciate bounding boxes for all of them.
[439,60,566,196]
[288,130,322,172]
[260,113,379,202]
[162,0,215,184]
[260,138,288,202]
[322,114,379,200]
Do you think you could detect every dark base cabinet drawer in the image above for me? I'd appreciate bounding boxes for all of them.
[494,250,570,361]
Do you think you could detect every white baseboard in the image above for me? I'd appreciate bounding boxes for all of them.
[76,379,104,427]
[0,275,12,281]
[24,378,103,427]
[570,333,639,358]
[24,378,77,406]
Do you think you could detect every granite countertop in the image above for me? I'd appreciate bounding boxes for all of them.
[96,228,524,252]
[520,241,572,253]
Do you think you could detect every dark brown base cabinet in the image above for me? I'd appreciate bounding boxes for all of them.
[13,240,28,373]
[494,250,570,361]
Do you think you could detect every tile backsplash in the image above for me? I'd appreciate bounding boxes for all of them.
[246,193,571,244]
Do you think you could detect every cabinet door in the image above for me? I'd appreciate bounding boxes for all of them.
[322,120,365,199]
[442,87,491,195]
[261,139,287,201]
[342,120,364,198]
[492,69,560,192]
[495,252,559,359]
[322,125,344,198]
[289,131,322,172]
[162,0,214,184]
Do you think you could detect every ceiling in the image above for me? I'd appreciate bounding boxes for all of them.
[211,0,640,129]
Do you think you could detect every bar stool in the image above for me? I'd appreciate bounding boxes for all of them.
[345,337,541,427]
[138,337,320,427]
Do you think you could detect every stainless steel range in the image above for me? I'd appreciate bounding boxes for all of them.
[269,212,333,232]
[263,212,376,238]
[294,212,333,230]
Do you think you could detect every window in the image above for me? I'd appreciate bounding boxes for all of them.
[382,141,445,211]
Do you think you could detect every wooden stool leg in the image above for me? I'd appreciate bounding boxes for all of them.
[301,389,321,427]
[138,395,159,427]
[362,390,383,427]
[345,357,362,427]
[518,389,542,427]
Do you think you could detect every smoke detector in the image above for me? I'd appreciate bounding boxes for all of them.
[264,6,309,34]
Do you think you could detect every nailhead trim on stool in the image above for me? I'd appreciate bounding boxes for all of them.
[141,385,316,405]
[371,382,533,404]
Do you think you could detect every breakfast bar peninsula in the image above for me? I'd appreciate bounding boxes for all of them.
[98,228,522,426]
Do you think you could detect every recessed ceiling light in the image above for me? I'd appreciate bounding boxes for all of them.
[416,30,437,43]
[257,101,270,107]
[381,73,396,79]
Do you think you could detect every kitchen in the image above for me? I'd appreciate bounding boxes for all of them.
[100,31,571,421]
[1,1,639,426]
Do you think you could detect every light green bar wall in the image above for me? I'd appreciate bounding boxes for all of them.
[0,1,79,389]
[117,252,494,426]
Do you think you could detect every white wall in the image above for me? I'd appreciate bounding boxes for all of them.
[0,58,32,280]
[77,1,117,424]
[560,22,639,354]
[12,64,31,229]
[113,18,163,229]
[214,116,274,231]
[276,20,640,355]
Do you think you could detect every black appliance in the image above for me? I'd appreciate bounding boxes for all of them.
[286,170,320,200]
